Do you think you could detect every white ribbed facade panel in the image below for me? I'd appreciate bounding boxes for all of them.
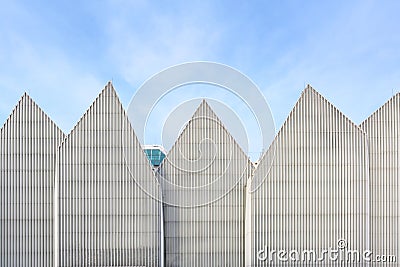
[360,93,400,266]
[2,81,399,267]
[55,82,162,266]
[0,94,64,267]
[160,101,253,267]
[247,86,370,266]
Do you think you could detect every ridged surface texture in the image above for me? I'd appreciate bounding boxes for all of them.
[0,94,64,266]
[247,86,370,266]
[159,100,253,267]
[360,93,400,266]
[1,83,399,267]
[55,82,162,266]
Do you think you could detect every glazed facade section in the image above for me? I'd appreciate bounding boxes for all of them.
[55,83,162,266]
[0,82,399,267]
[247,87,370,266]
[0,94,64,266]
[360,93,400,266]
[159,101,253,266]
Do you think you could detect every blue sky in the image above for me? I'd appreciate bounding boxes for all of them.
[1,0,399,154]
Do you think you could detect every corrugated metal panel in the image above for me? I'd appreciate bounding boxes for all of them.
[160,100,253,266]
[0,94,64,266]
[55,82,162,266]
[247,85,370,266]
[360,93,399,266]
[2,82,398,267]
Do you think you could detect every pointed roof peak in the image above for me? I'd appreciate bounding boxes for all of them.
[1,91,64,134]
[63,81,124,140]
[91,81,120,104]
[301,84,336,102]
[361,90,400,125]
[19,92,45,110]
[281,85,365,135]
[191,99,221,122]
[302,83,319,96]
[199,98,211,107]
[386,91,400,102]
[99,80,117,97]
[194,98,214,113]
[15,91,47,111]
[164,98,252,163]
[20,91,33,102]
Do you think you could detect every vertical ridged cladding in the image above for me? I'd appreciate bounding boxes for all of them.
[360,93,399,266]
[160,100,253,267]
[247,86,369,266]
[56,82,162,266]
[0,94,64,267]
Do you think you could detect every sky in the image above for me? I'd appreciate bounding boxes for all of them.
[0,0,399,158]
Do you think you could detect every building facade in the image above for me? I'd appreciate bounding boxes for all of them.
[159,101,253,266]
[0,94,64,266]
[55,83,162,266]
[0,82,399,266]
[360,93,400,266]
[247,86,370,266]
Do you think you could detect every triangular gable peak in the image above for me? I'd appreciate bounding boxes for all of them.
[160,99,252,206]
[248,85,369,265]
[56,82,162,266]
[1,92,64,137]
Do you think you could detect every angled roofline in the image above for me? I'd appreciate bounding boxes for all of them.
[255,84,367,165]
[359,92,400,126]
[57,80,161,181]
[0,92,64,136]
[58,81,115,147]
[161,99,254,168]
[305,84,367,134]
[66,81,164,189]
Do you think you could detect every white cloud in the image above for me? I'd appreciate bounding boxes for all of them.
[1,0,399,136]
[0,29,104,132]
[104,2,223,87]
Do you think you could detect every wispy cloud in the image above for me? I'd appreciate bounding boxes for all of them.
[0,0,399,137]
[103,1,224,86]
[254,0,400,126]
[0,32,104,132]
[0,1,105,132]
